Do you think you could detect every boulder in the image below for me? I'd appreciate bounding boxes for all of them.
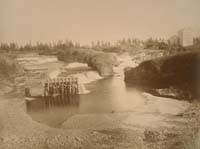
[124,51,200,100]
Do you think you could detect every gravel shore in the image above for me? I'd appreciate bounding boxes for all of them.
[0,86,199,149]
[0,53,199,149]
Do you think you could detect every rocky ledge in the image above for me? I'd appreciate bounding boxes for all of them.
[58,48,118,77]
[124,51,200,100]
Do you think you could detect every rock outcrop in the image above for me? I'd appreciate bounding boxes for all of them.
[0,55,20,79]
[58,48,118,77]
[124,51,200,100]
[0,55,22,95]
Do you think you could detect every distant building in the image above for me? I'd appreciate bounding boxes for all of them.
[169,28,200,47]
[177,28,194,47]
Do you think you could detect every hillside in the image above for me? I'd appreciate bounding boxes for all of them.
[124,51,200,100]
[57,48,118,77]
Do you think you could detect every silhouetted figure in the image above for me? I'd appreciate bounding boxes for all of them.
[44,83,48,97]
[25,87,31,97]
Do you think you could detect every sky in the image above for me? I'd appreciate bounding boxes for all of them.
[0,0,200,45]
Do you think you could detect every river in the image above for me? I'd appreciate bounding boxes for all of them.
[16,54,189,128]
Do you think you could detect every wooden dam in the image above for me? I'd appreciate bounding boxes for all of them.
[25,77,79,100]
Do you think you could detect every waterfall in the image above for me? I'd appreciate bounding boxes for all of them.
[78,84,90,94]
[113,54,138,77]
[74,71,102,84]
[65,62,88,68]
[74,71,102,94]
[46,61,103,94]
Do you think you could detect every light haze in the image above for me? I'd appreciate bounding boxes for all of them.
[0,0,200,45]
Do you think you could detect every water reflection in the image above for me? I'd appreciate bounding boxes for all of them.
[26,77,146,127]
[26,95,80,127]
[26,95,80,112]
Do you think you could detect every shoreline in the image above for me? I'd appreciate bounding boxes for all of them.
[0,53,199,148]
[0,80,199,148]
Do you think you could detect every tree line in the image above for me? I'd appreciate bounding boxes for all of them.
[0,38,171,54]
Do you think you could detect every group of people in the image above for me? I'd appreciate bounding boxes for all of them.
[44,77,79,98]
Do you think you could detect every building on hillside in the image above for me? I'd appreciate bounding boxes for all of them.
[169,27,200,47]
[177,28,194,47]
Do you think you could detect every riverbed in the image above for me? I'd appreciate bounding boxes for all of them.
[15,54,190,128]
[0,53,196,148]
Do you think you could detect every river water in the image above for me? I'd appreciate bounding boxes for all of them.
[17,54,189,128]
[26,76,146,127]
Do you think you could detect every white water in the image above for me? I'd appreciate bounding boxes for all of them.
[113,53,138,76]
[66,63,103,94]
[18,54,136,95]
[47,70,100,94]
[64,62,102,84]
[78,84,90,94]
[17,55,58,67]
[16,55,102,95]
[65,62,88,69]
[23,54,191,129]
[73,71,102,84]
[71,54,137,95]
[53,62,103,94]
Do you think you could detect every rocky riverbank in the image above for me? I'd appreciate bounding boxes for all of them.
[1,91,200,149]
[0,54,22,96]
[57,48,118,77]
[0,53,200,148]
[0,86,197,149]
[124,51,200,100]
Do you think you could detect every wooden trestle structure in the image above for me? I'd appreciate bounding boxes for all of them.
[44,77,79,98]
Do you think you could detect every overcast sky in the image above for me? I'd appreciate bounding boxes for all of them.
[0,0,200,45]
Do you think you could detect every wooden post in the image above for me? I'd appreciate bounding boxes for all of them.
[43,77,79,106]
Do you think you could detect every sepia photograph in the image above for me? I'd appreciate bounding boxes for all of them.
[0,0,200,148]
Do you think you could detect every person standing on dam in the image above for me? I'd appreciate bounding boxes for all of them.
[63,78,67,95]
[74,78,78,94]
[63,80,67,99]
[72,78,78,95]
[43,77,78,100]
[44,82,48,97]
[48,81,52,96]
[71,78,74,96]
[25,87,31,97]
[66,79,70,100]
[49,82,54,97]
[69,78,72,98]
[58,81,62,95]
